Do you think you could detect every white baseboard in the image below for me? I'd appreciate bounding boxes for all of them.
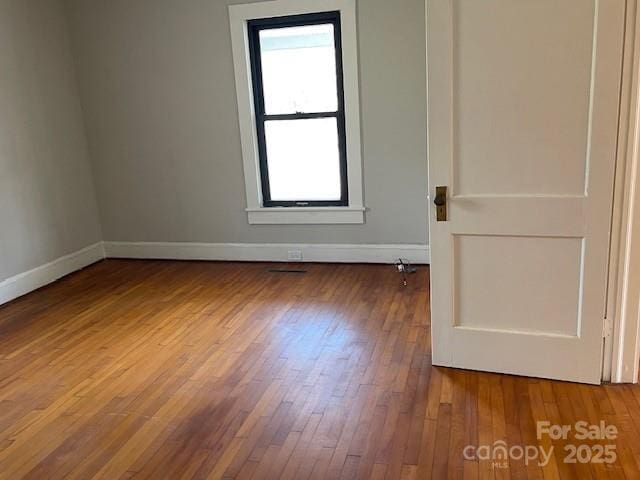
[103,241,430,265]
[0,242,105,306]
[0,241,428,306]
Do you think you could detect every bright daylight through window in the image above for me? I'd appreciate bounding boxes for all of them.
[248,12,348,207]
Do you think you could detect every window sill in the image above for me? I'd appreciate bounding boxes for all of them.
[246,206,365,225]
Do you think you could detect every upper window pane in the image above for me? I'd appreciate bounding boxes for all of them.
[259,24,338,115]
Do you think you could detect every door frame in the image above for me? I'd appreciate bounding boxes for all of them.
[607,0,640,384]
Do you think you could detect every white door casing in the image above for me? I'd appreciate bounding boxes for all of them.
[427,0,625,384]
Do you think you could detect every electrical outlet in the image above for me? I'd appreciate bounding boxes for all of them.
[287,249,303,262]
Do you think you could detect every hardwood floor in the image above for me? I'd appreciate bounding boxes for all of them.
[0,260,639,479]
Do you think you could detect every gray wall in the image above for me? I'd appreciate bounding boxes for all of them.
[65,0,428,246]
[0,0,102,282]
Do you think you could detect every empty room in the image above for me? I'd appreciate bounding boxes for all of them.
[2,0,640,478]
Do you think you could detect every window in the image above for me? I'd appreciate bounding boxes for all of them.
[248,13,347,207]
[229,0,364,224]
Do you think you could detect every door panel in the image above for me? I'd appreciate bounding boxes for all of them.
[454,235,583,336]
[453,0,595,196]
[427,0,625,384]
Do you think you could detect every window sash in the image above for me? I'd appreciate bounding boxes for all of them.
[248,11,349,207]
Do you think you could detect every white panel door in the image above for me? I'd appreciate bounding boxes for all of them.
[427,0,625,384]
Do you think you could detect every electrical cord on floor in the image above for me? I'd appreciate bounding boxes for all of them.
[395,258,417,286]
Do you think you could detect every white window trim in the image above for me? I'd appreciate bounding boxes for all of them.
[229,0,364,225]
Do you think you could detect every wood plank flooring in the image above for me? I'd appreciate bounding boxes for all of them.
[0,260,639,479]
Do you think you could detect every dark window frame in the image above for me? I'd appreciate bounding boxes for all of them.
[247,11,349,208]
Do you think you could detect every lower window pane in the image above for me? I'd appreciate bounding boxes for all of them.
[264,118,342,202]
